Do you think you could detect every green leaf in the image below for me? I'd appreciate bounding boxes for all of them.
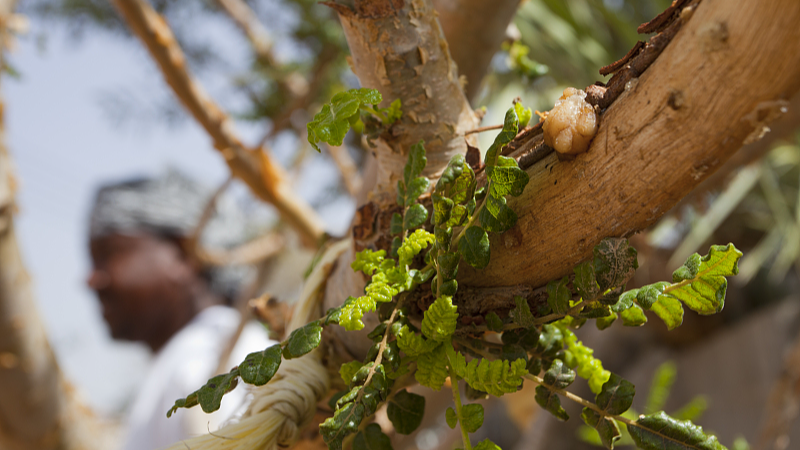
[547,277,572,315]
[474,439,502,450]
[397,229,435,267]
[666,244,742,315]
[487,156,529,198]
[479,193,518,233]
[353,423,393,450]
[440,279,458,296]
[351,249,386,276]
[502,327,541,350]
[637,282,671,309]
[620,303,647,326]
[404,204,429,230]
[239,344,282,386]
[405,177,431,206]
[574,260,600,301]
[283,321,323,359]
[167,369,240,417]
[486,312,504,332]
[404,140,427,186]
[437,252,460,280]
[416,343,448,390]
[321,401,366,450]
[593,238,639,291]
[484,108,519,168]
[390,213,403,234]
[459,226,491,269]
[395,325,438,357]
[581,409,621,449]
[535,385,569,421]
[387,390,425,435]
[596,373,635,415]
[645,362,676,414]
[650,295,684,330]
[596,312,617,330]
[381,98,403,125]
[340,361,365,385]
[308,88,382,152]
[543,359,576,389]
[510,296,535,327]
[515,101,533,128]
[628,411,728,450]
[446,407,458,429]
[461,403,485,433]
[433,194,454,225]
[465,358,527,396]
[436,154,476,205]
[422,296,459,342]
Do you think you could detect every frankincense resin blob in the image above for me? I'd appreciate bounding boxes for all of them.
[543,87,598,156]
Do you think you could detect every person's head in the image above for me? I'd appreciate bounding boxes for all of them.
[86,171,252,351]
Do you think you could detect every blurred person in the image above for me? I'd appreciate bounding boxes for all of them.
[86,170,273,450]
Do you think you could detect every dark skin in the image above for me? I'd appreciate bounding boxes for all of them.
[87,232,221,352]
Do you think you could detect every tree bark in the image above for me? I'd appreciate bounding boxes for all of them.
[458,0,800,288]
[433,0,521,102]
[0,5,104,448]
[330,0,479,201]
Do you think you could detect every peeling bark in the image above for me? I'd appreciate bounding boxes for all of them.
[458,0,800,288]
[331,0,479,201]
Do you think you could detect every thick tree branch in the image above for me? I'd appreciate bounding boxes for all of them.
[432,0,521,102]
[458,0,800,288]
[112,0,325,247]
[329,0,479,201]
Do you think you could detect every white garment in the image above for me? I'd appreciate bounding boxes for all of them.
[121,305,274,450]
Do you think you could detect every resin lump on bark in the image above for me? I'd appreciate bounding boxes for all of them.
[543,87,598,156]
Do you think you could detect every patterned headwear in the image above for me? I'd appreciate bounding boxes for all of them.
[89,169,253,301]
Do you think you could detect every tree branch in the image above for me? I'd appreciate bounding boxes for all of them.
[328,0,479,201]
[458,0,800,288]
[214,0,276,67]
[112,0,325,247]
[433,0,521,102]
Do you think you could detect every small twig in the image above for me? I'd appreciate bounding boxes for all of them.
[327,144,362,197]
[465,124,504,135]
[188,176,233,257]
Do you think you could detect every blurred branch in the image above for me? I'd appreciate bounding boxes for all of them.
[433,0,521,102]
[188,175,233,256]
[757,327,800,450]
[197,231,284,266]
[327,144,362,197]
[214,0,276,67]
[111,0,326,247]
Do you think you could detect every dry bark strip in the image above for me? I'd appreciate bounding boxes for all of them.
[458,0,800,288]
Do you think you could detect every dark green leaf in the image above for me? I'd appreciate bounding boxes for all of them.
[353,423,393,450]
[390,237,401,259]
[535,385,569,421]
[440,279,458,296]
[620,303,647,326]
[579,304,612,319]
[390,213,403,235]
[485,312,504,332]
[437,252,460,280]
[168,369,240,417]
[404,204,429,230]
[465,384,489,400]
[637,282,671,309]
[435,226,453,252]
[596,373,635,415]
[479,194,518,233]
[404,140,427,185]
[387,390,425,435]
[510,296,535,327]
[532,325,563,358]
[433,194,454,225]
[502,344,528,363]
[527,358,542,376]
[406,177,431,205]
[612,290,636,313]
[446,407,458,429]
[628,411,728,450]
[593,238,639,291]
[543,359,575,389]
[462,403,485,433]
[340,361,365,385]
[547,277,572,315]
[581,408,621,449]
[437,154,476,205]
[459,226,491,269]
[239,344,282,386]
[574,260,600,301]
[650,296,684,330]
[283,321,323,359]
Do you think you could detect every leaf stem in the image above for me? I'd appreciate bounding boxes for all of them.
[358,299,404,397]
[532,300,585,325]
[447,361,473,450]
[524,374,638,427]
[451,199,486,250]
[465,124,504,135]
